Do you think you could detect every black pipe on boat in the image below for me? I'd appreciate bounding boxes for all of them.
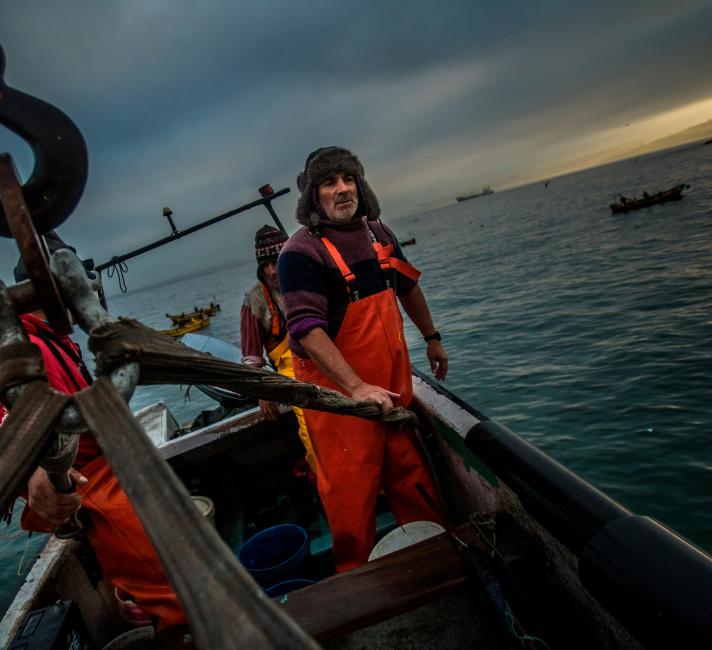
[465,419,628,555]
[580,515,712,649]
[465,418,712,648]
[95,188,290,272]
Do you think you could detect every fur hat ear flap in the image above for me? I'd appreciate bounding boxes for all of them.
[295,192,322,227]
[296,171,306,193]
[355,176,381,221]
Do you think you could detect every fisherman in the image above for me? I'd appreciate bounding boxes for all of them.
[240,225,316,474]
[1,232,186,634]
[277,146,448,572]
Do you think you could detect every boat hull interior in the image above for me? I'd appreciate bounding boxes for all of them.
[1,376,643,649]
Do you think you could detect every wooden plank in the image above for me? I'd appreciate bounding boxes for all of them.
[277,525,487,641]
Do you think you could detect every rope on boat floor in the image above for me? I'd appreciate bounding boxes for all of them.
[468,512,552,650]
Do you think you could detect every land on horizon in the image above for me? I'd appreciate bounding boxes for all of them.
[509,118,712,189]
[409,118,712,216]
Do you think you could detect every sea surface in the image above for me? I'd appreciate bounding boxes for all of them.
[1,141,711,616]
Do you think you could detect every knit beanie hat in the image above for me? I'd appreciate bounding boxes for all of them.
[255,225,288,265]
[295,146,381,227]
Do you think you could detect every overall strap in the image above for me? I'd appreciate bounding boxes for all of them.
[321,226,423,302]
[259,282,285,338]
[388,256,421,282]
[367,225,392,273]
[32,328,93,391]
[367,223,422,282]
[320,237,359,300]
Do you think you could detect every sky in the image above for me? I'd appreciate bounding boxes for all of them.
[1,0,711,291]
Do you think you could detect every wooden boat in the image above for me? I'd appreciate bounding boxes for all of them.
[166,303,220,326]
[609,184,688,214]
[181,333,254,408]
[2,365,711,648]
[159,316,210,338]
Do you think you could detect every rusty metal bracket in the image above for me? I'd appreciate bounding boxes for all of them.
[0,44,88,237]
[0,154,72,335]
[51,250,139,403]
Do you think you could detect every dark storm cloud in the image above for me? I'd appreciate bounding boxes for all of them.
[1,0,711,288]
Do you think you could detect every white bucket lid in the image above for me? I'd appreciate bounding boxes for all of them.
[368,520,445,560]
[191,495,215,518]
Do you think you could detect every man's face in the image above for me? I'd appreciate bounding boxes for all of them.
[261,260,278,289]
[317,172,358,222]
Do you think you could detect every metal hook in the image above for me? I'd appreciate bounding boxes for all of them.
[0,43,88,237]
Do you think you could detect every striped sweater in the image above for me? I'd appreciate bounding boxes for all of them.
[277,216,417,358]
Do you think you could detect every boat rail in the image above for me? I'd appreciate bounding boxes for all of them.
[414,368,712,648]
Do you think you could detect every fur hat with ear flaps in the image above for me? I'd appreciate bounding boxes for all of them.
[295,146,381,227]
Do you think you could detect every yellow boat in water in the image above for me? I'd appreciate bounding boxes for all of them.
[159,316,211,338]
[166,302,221,326]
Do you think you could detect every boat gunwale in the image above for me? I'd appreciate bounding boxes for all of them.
[0,537,77,648]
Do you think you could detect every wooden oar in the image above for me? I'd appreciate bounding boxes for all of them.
[74,377,319,649]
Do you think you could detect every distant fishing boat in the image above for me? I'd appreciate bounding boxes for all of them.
[166,302,221,326]
[609,184,688,214]
[456,186,494,202]
[159,316,211,338]
[399,236,416,247]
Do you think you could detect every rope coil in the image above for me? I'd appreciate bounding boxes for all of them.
[106,258,129,293]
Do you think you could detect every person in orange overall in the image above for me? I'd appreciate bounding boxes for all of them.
[240,225,316,474]
[278,147,449,572]
[1,233,186,633]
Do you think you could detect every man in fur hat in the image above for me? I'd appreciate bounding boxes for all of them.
[241,225,316,473]
[278,146,448,571]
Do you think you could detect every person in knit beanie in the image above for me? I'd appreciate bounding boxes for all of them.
[240,225,316,475]
[277,146,448,572]
[254,225,288,283]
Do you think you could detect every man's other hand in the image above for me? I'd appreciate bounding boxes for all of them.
[27,467,86,529]
[427,340,448,380]
[351,383,400,415]
[259,399,281,421]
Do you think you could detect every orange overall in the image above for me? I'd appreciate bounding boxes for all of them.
[293,235,442,572]
[21,456,186,633]
[14,315,185,633]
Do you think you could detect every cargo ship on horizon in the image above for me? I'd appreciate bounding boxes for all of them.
[455,185,494,202]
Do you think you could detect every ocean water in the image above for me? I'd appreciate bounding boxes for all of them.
[1,141,711,615]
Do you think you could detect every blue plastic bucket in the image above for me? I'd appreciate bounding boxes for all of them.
[238,524,309,587]
[265,578,315,598]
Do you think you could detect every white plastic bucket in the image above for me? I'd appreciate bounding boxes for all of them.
[368,521,445,560]
[191,495,215,526]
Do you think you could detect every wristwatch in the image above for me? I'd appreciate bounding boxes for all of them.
[423,331,441,342]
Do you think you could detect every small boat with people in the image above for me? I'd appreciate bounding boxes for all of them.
[158,315,211,338]
[166,302,221,326]
[609,183,688,214]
